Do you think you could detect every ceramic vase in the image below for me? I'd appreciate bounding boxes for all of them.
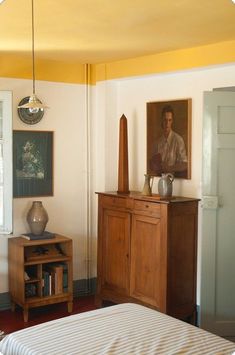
[141,174,154,196]
[27,201,49,235]
[158,173,174,198]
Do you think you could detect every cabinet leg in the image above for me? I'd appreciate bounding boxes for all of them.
[67,301,73,313]
[95,295,102,308]
[189,311,197,326]
[11,302,16,312]
[23,308,29,322]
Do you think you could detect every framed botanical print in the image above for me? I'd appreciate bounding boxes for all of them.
[13,130,53,197]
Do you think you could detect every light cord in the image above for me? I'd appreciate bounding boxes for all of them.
[31,0,35,94]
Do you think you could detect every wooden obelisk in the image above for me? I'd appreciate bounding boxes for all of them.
[117,114,129,194]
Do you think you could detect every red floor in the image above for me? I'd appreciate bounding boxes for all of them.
[0,295,96,335]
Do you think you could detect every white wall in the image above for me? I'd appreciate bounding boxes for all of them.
[1,63,235,299]
[0,77,89,293]
[94,64,235,196]
[92,63,235,303]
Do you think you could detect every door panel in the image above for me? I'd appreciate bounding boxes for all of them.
[168,214,196,308]
[201,91,235,337]
[102,209,130,295]
[216,149,235,321]
[130,214,161,307]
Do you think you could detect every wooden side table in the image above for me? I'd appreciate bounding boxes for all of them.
[8,234,73,322]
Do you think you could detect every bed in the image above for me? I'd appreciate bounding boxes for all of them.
[0,303,234,355]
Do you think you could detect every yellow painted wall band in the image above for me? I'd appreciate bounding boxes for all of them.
[0,40,235,85]
[91,40,235,84]
[0,53,86,84]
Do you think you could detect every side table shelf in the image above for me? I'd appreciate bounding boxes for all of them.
[8,234,73,322]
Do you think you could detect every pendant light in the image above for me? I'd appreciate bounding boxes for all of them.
[18,0,48,114]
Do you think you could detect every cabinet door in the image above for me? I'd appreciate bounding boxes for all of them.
[101,209,130,295]
[130,214,161,308]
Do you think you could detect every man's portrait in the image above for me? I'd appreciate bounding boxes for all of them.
[147,99,191,179]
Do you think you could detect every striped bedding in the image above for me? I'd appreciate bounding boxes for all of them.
[0,303,235,355]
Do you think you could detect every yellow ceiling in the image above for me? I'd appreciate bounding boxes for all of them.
[1,0,235,64]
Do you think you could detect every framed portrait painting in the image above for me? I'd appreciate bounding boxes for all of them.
[13,130,53,197]
[147,99,191,179]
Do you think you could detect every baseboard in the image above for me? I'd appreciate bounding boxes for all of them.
[0,293,11,311]
[73,278,97,297]
[0,278,97,311]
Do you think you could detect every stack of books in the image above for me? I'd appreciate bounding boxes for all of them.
[21,231,55,240]
[42,263,68,296]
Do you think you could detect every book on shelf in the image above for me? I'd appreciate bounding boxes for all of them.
[47,264,64,294]
[42,263,68,296]
[42,271,50,296]
[62,263,68,292]
[21,231,55,241]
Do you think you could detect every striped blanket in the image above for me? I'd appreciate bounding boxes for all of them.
[0,303,234,354]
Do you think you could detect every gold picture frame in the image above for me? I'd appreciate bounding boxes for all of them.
[147,99,191,179]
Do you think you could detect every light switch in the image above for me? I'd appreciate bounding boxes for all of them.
[202,196,218,209]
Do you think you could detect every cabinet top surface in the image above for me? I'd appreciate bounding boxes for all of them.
[8,234,72,246]
[96,191,200,204]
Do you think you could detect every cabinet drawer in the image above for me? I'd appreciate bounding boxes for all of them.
[101,195,129,209]
[134,200,160,217]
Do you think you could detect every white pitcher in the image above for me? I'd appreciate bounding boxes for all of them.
[158,173,174,197]
[141,174,154,196]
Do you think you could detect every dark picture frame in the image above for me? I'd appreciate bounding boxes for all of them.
[147,99,191,179]
[13,130,53,197]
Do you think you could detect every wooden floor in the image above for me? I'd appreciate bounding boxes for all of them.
[0,295,97,335]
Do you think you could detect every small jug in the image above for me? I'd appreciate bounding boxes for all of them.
[158,173,174,198]
[141,174,154,196]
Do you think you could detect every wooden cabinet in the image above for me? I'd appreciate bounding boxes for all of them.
[96,192,199,322]
[8,234,73,322]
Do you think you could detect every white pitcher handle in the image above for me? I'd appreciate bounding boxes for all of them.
[168,173,174,182]
[150,175,154,188]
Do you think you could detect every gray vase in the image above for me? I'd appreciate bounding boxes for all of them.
[27,201,49,235]
[158,173,174,198]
